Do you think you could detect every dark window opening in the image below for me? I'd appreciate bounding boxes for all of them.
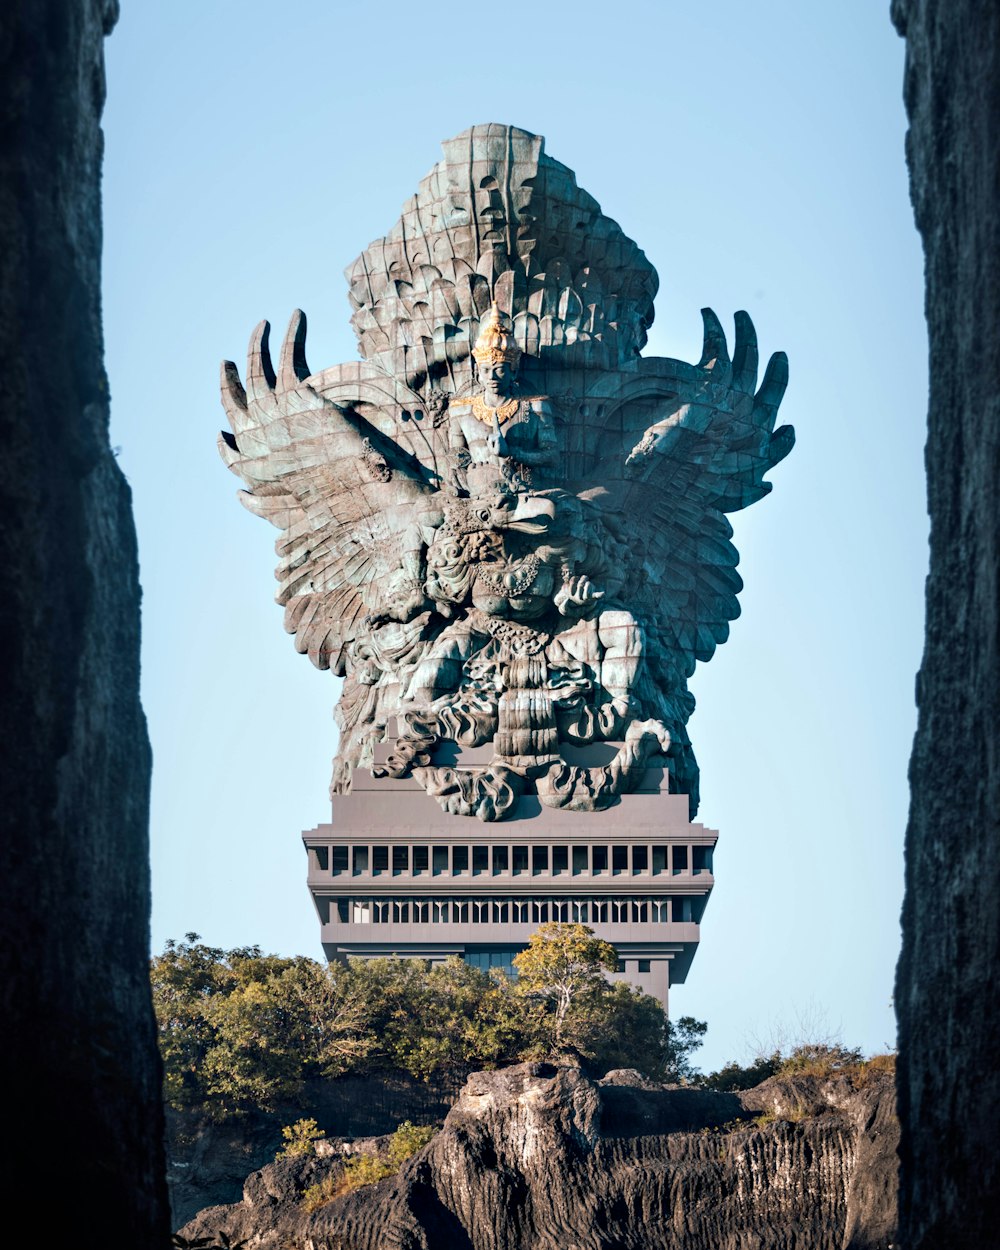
[632,845,648,874]
[552,846,568,875]
[473,845,489,875]
[652,846,667,875]
[332,845,348,875]
[373,845,388,875]
[392,846,408,875]
[672,845,689,873]
[336,899,349,923]
[616,960,626,973]
[638,959,651,973]
[512,845,529,875]
[433,846,448,875]
[453,845,469,874]
[493,845,509,874]
[593,846,608,874]
[413,846,428,875]
[314,847,329,872]
[352,846,368,875]
[692,846,712,874]
[532,845,549,874]
[612,845,628,874]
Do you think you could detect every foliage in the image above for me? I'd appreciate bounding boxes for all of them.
[151,934,705,1115]
[777,1042,865,1077]
[277,1118,324,1159]
[700,1051,785,1092]
[513,923,619,1052]
[302,1120,438,1212]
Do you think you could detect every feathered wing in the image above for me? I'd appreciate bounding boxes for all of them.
[218,311,440,676]
[580,309,793,803]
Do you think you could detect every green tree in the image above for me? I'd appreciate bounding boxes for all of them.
[513,923,619,1052]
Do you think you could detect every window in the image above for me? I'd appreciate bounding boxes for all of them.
[632,900,648,923]
[453,901,469,923]
[672,845,688,874]
[473,845,489,875]
[413,846,428,875]
[432,900,450,923]
[392,845,408,875]
[638,959,651,973]
[592,900,608,923]
[531,900,550,923]
[672,897,692,922]
[373,901,390,923]
[571,900,588,923]
[452,846,469,875]
[373,845,388,875]
[432,846,448,875]
[413,901,429,923]
[593,846,608,874]
[611,899,629,923]
[632,845,648,874]
[493,845,508,874]
[692,846,713,874]
[552,846,568,875]
[332,846,348,876]
[512,900,530,923]
[652,899,669,922]
[532,845,549,874]
[493,900,509,923]
[472,900,490,923]
[352,846,369,875]
[352,901,371,924]
[313,847,329,872]
[612,845,628,874]
[553,900,569,922]
[392,901,410,923]
[572,846,588,875]
[616,960,626,973]
[337,899,349,922]
[513,845,529,875]
[652,846,667,875]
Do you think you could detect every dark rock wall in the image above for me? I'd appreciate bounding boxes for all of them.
[0,2,168,1243]
[181,1064,898,1250]
[891,2,1000,1247]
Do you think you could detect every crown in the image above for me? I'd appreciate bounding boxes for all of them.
[472,303,522,367]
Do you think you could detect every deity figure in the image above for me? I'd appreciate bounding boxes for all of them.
[447,303,558,495]
[218,125,793,820]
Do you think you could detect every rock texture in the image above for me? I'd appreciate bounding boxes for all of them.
[891,4,1000,1247]
[0,3,168,1243]
[180,1063,897,1250]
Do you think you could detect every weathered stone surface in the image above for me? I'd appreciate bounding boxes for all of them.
[891,3,1000,1247]
[219,124,793,823]
[0,2,168,1243]
[180,1063,897,1250]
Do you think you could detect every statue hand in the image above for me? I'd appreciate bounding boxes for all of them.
[555,574,604,618]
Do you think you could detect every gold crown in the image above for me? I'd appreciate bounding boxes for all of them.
[472,303,522,367]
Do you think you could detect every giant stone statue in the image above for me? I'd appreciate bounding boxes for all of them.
[219,124,793,823]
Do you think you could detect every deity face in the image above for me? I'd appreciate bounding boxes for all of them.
[481,360,517,406]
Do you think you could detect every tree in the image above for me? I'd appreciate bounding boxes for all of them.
[513,923,619,1052]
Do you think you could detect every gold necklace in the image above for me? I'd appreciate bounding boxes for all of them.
[471,394,519,426]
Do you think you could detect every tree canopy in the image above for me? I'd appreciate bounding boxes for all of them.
[150,931,705,1117]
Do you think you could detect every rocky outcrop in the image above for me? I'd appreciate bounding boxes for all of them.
[179,1063,897,1250]
[0,3,167,1244]
[891,4,1000,1248]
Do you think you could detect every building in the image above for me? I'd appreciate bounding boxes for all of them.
[304,743,716,1008]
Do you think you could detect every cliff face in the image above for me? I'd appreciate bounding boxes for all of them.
[0,3,167,1243]
[890,4,1000,1248]
[180,1063,897,1250]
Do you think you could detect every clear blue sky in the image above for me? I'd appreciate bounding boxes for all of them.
[102,1,925,1072]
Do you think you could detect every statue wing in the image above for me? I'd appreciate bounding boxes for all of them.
[592,309,794,678]
[219,311,440,676]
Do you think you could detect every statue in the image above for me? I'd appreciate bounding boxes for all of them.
[219,124,793,821]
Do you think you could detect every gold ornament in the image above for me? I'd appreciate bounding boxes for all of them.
[471,302,522,367]
[471,394,520,426]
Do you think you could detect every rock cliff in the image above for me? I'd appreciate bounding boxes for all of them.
[179,1063,897,1250]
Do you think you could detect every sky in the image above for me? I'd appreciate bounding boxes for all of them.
[101,1,926,1073]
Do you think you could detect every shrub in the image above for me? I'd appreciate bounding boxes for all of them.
[301,1119,438,1211]
[277,1117,324,1159]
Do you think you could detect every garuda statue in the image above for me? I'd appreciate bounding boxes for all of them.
[219,125,793,822]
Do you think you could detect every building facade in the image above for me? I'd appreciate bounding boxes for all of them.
[304,744,716,1007]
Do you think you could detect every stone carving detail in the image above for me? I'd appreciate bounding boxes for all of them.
[219,124,793,820]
